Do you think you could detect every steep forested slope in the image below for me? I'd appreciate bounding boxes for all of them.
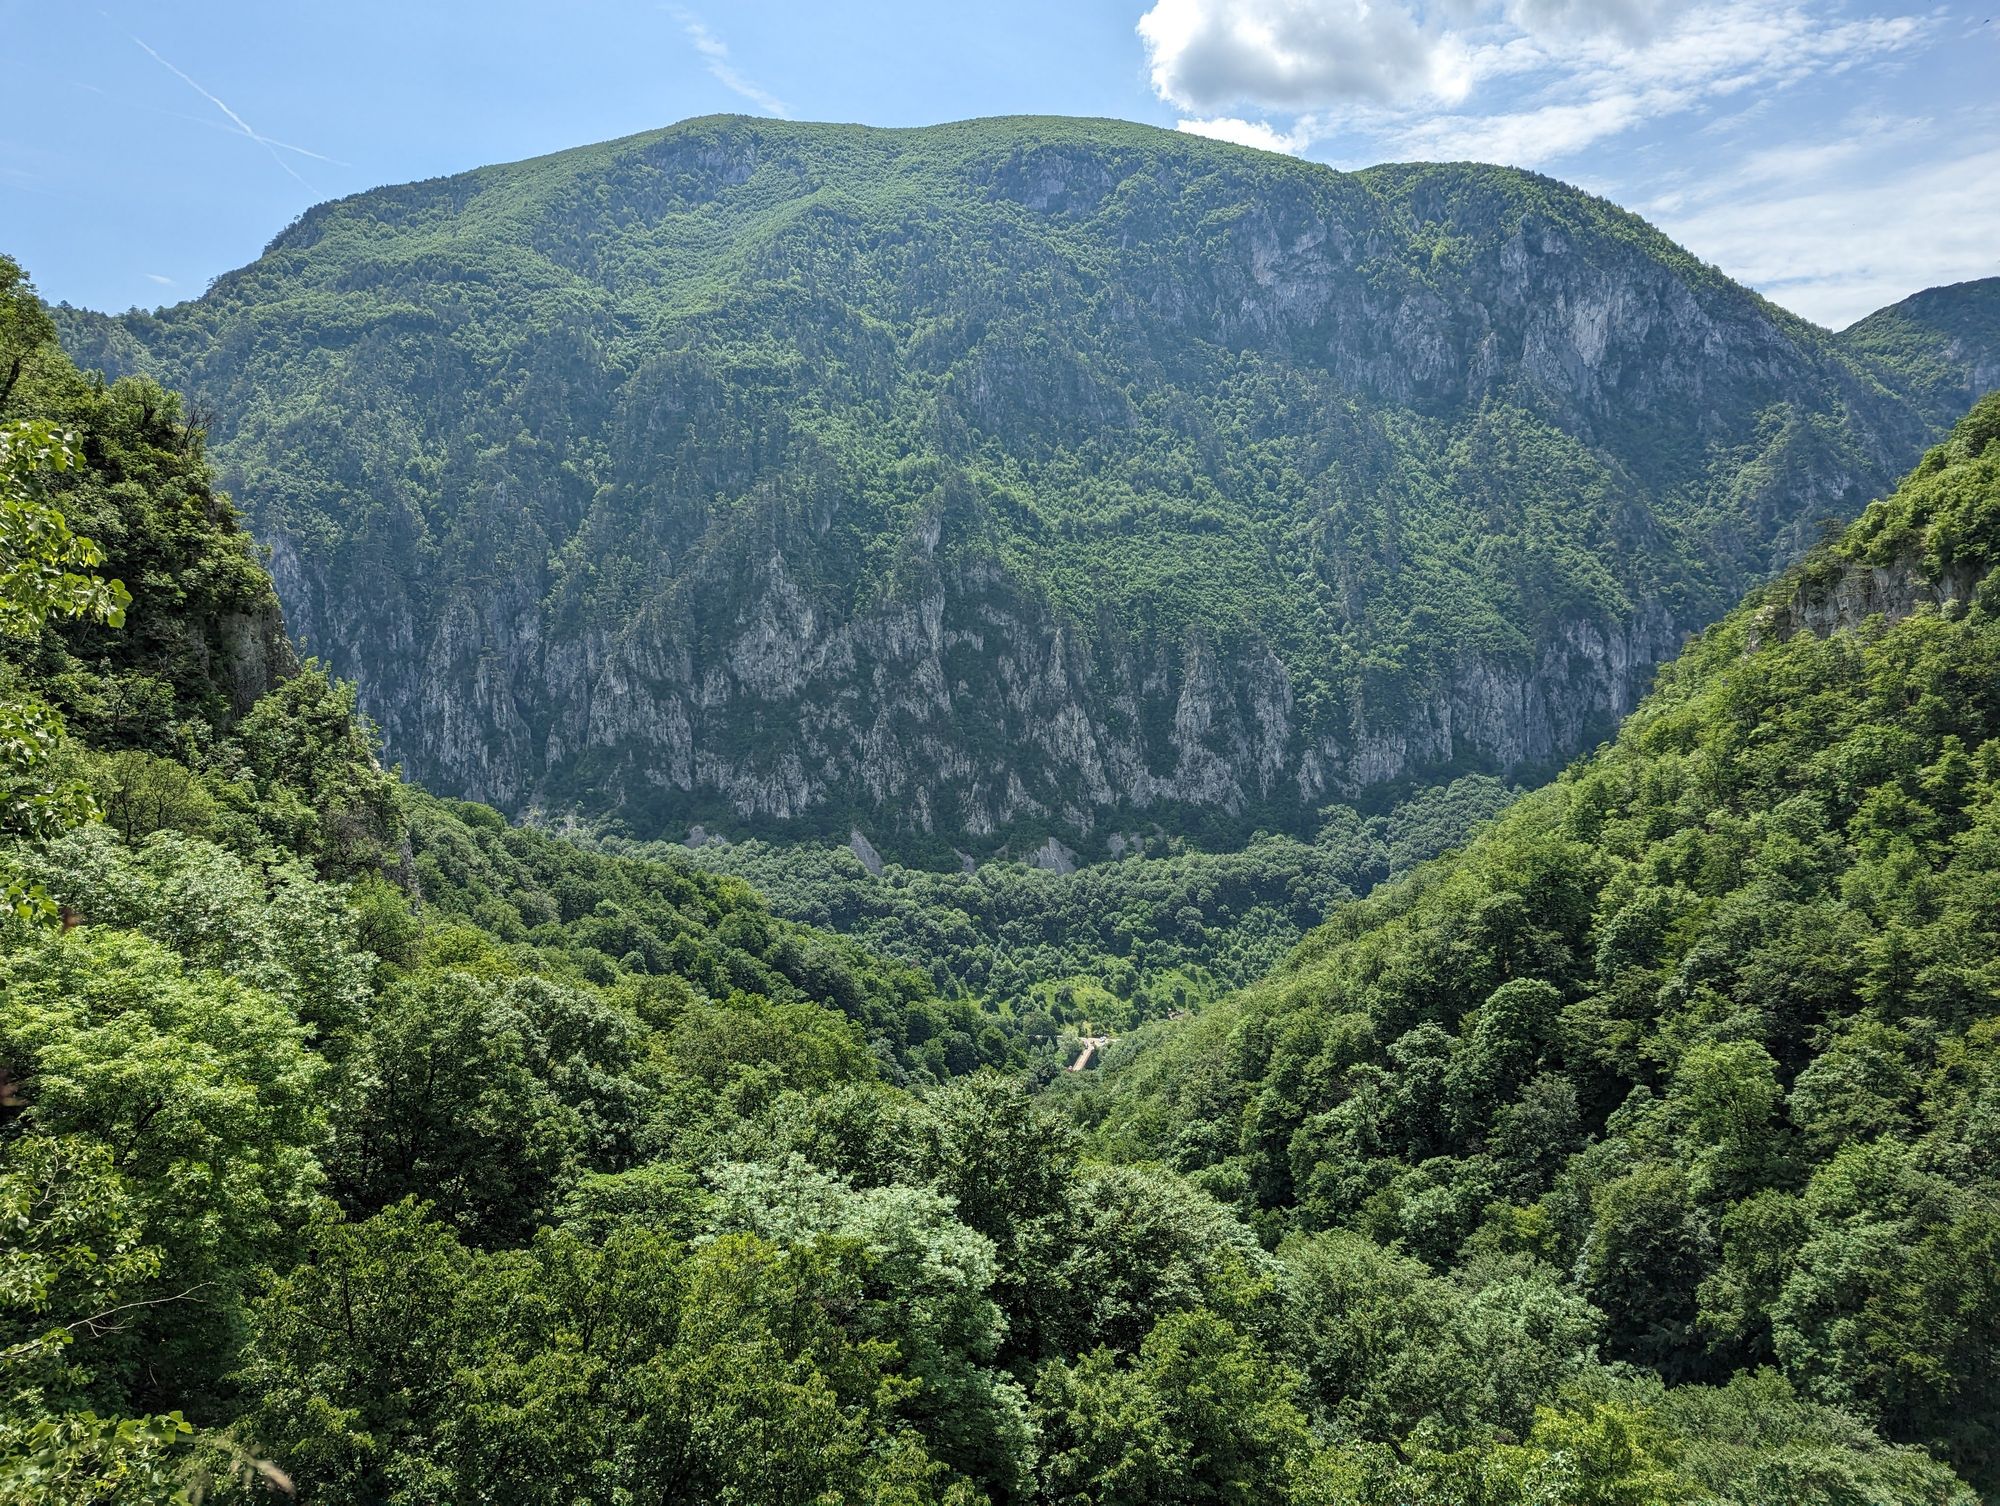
[1082,392,2000,1492]
[0,257,1018,1498]
[1841,278,2000,433]
[56,115,1999,855]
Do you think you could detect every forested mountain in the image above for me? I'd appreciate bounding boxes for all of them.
[1079,391,2000,1494]
[1841,279,2000,433]
[55,115,2000,857]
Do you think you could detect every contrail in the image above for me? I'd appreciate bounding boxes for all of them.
[129,35,318,184]
[77,80,349,164]
[674,10,790,118]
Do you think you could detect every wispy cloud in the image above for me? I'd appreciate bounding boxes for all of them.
[128,35,342,184]
[144,272,174,286]
[674,10,790,118]
[1645,123,2000,328]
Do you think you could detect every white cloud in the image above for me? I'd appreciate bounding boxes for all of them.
[1506,0,1669,44]
[145,273,175,286]
[1132,1,1931,167]
[1393,89,1661,161]
[675,11,790,118]
[1175,115,1314,153]
[1139,0,1456,112]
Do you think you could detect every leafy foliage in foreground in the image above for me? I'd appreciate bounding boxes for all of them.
[0,254,1014,1501]
[1082,392,2000,1495]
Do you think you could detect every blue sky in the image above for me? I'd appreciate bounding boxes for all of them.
[4,0,1994,328]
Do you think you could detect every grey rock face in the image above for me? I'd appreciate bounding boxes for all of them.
[317,529,1692,844]
[848,829,886,876]
[1758,556,1983,645]
[1029,836,1081,874]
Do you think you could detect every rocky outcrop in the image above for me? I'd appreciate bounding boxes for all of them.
[848,828,885,876]
[1029,836,1080,874]
[1759,556,1984,645]
[209,606,298,717]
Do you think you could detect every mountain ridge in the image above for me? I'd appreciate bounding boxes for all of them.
[53,113,2000,859]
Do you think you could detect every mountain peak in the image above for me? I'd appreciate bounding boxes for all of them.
[1840,275,2000,426]
[54,123,2000,855]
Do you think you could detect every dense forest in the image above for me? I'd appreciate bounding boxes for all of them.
[657,772,1518,1030]
[7,237,2000,1504]
[1081,391,2000,1497]
[56,116,2000,854]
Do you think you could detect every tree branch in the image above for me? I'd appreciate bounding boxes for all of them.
[1,1282,216,1363]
